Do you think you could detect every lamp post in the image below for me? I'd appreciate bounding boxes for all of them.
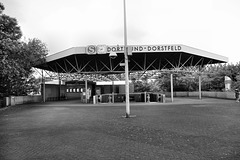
[123,0,130,118]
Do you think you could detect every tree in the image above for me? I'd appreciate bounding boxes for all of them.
[131,74,151,92]
[0,3,47,97]
[202,63,240,91]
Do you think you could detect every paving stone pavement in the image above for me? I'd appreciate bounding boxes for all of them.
[0,98,240,160]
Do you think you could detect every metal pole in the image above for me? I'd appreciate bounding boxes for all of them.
[199,74,202,99]
[58,73,61,100]
[144,92,147,103]
[170,73,173,102]
[112,80,114,103]
[124,0,130,118]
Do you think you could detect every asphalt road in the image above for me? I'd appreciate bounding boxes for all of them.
[0,98,240,160]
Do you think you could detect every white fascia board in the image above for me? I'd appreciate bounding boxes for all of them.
[45,80,65,85]
[181,45,228,63]
[45,44,228,63]
[96,81,128,85]
[46,47,86,62]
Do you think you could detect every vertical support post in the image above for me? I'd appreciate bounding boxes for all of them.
[58,73,61,100]
[124,0,130,118]
[170,73,174,102]
[42,70,45,102]
[112,80,114,103]
[85,76,88,103]
[144,92,147,103]
[199,74,202,99]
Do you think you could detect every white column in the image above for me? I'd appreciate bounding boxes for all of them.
[170,74,173,102]
[42,70,45,102]
[58,74,61,100]
[199,74,202,99]
[144,92,147,103]
[112,80,114,103]
[85,77,88,103]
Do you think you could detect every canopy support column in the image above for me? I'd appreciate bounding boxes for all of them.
[42,70,45,102]
[58,74,61,100]
[112,80,114,103]
[85,77,88,103]
[170,73,174,102]
[199,74,202,99]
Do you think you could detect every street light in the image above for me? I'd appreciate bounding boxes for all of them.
[109,51,117,59]
[123,0,130,118]
[109,0,131,117]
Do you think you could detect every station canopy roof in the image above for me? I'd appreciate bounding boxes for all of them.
[35,44,228,74]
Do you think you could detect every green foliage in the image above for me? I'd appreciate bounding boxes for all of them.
[132,62,240,93]
[203,63,240,91]
[0,3,47,97]
[133,80,151,92]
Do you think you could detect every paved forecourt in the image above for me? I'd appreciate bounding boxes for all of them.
[0,98,240,160]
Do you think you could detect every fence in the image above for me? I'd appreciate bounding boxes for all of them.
[164,91,235,100]
[2,95,42,107]
[0,91,236,108]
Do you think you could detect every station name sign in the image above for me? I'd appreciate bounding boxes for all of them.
[86,45,182,54]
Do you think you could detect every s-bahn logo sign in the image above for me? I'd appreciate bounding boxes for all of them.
[86,45,97,54]
[86,45,107,54]
[86,45,182,54]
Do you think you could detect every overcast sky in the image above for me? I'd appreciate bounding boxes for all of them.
[2,0,240,63]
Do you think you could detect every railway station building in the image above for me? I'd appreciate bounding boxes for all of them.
[36,44,228,103]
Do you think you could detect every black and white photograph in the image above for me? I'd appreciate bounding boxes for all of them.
[0,0,240,159]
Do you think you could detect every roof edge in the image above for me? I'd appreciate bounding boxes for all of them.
[44,44,228,63]
[181,45,228,63]
[46,47,86,62]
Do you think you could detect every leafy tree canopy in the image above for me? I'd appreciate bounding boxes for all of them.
[131,62,240,93]
[0,3,47,97]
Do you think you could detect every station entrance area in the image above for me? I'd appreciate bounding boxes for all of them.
[36,44,228,104]
[44,80,165,103]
